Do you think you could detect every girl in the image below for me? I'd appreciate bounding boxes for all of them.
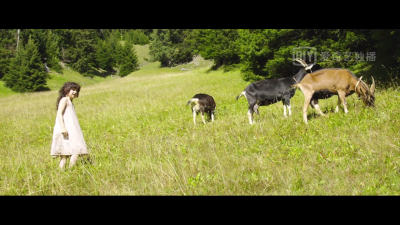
[51,82,89,169]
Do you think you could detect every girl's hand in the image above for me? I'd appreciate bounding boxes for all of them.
[61,128,68,137]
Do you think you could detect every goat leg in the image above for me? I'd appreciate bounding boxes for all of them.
[192,110,197,125]
[310,100,326,117]
[338,91,348,113]
[254,104,260,115]
[303,94,313,124]
[283,103,287,117]
[201,112,206,124]
[247,109,254,125]
[335,97,341,113]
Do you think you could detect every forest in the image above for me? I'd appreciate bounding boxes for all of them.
[0,29,399,93]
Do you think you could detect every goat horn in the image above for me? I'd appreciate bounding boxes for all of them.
[356,76,368,98]
[361,79,372,95]
[298,58,313,71]
[370,76,375,95]
[295,58,308,68]
[355,76,362,93]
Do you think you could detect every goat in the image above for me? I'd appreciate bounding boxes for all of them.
[301,68,358,114]
[236,58,313,125]
[293,68,375,124]
[187,93,216,125]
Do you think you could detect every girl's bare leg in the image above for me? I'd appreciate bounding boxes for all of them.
[59,156,67,169]
[69,154,79,168]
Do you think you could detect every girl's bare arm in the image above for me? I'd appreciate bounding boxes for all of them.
[57,97,68,136]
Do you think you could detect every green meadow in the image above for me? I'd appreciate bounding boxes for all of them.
[1,45,400,195]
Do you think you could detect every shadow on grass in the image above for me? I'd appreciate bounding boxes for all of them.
[306,109,332,122]
[91,69,115,78]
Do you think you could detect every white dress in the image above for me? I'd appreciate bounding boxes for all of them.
[51,97,89,157]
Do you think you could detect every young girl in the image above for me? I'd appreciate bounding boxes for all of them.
[51,82,89,169]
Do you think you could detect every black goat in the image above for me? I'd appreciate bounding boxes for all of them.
[309,90,337,113]
[236,59,313,125]
[187,93,216,125]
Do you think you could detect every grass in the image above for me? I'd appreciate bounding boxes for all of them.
[1,47,400,195]
[0,81,15,98]
[134,44,150,66]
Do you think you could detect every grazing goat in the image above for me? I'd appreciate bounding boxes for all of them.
[187,93,216,125]
[293,68,375,124]
[236,58,313,125]
[306,70,359,113]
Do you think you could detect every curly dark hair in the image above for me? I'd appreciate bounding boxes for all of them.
[56,82,81,110]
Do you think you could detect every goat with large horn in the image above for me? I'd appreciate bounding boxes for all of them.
[293,68,375,124]
[236,58,313,125]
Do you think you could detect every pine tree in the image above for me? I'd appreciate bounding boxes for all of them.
[3,36,49,92]
[45,30,63,73]
[0,29,16,79]
[95,39,115,72]
[119,42,139,77]
[149,29,193,67]
[67,29,97,76]
[149,29,175,67]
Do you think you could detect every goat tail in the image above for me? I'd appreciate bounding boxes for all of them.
[187,98,199,106]
[236,91,246,100]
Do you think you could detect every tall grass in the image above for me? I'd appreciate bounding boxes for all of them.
[1,54,400,195]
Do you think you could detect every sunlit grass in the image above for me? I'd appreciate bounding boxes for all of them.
[0,81,16,98]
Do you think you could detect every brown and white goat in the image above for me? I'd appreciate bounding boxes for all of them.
[293,68,375,124]
[187,93,216,125]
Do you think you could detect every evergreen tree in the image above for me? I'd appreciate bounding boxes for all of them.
[124,31,133,45]
[3,36,49,92]
[68,29,97,76]
[149,29,193,67]
[108,30,124,65]
[138,31,150,45]
[19,29,47,59]
[115,29,122,40]
[95,39,115,72]
[45,30,63,73]
[191,29,240,70]
[119,42,139,77]
[127,29,150,45]
[114,42,124,65]
[0,29,16,79]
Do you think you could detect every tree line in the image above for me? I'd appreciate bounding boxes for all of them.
[1,29,399,93]
[148,29,400,83]
[0,29,147,92]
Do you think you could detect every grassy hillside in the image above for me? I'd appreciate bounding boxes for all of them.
[1,46,400,195]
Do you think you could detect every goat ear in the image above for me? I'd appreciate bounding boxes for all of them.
[370,76,375,95]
